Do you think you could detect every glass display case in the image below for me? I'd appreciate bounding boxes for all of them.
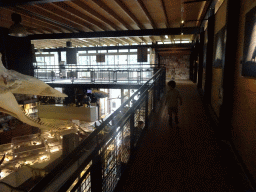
[0,134,50,180]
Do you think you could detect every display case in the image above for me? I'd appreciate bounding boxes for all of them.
[0,134,50,180]
[12,134,50,164]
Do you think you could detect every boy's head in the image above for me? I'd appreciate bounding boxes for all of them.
[168,80,176,88]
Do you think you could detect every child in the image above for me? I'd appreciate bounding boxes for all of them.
[165,80,182,125]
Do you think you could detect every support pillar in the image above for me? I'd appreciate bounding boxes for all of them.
[204,9,215,104]
[198,30,205,89]
[219,0,242,139]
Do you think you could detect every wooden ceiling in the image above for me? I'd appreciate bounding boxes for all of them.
[0,0,212,49]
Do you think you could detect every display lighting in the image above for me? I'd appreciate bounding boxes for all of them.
[50,147,60,153]
[40,155,48,161]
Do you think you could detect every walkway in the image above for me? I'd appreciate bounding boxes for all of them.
[114,80,253,192]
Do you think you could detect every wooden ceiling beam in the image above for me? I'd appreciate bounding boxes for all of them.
[34,4,93,32]
[91,0,143,44]
[160,0,170,28]
[29,27,199,40]
[97,39,111,46]
[0,0,73,7]
[64,1,120,31]
[91,0,132,30]
[136,0,158,43]
[103,38,119,45]
[14,6,78,33]
[73,39,96,47]
[119,38,133,45]
[136,0,156,28]
[78,39,95,47]
[113,0,148,44]
[51,2,110,31]
[114,0,144,29]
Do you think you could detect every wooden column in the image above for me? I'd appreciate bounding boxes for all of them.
[198,31,205,89]
[204,9,215,104]
[219,0,242,139]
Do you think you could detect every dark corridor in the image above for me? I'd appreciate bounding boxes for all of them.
[114,80,253,192]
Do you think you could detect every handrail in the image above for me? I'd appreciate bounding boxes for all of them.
[29,67,165,192]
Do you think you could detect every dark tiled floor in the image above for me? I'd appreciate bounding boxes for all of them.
[114,81,254,192]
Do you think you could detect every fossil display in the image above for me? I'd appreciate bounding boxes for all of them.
[0,53,67,131]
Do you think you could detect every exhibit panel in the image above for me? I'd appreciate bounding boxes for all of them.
[231,0,256,181]
[211,0,227,118]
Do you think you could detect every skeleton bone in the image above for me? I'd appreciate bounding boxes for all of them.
[0,53,67,131]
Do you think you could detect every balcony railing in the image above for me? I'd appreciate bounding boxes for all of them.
[29,67,166,192]
[34,64,156,84]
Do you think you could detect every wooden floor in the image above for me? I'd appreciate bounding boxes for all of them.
[114,80,253,192]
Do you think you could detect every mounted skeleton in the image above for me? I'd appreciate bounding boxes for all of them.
[0,53,67,131]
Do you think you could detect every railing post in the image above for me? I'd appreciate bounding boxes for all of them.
[90,151,103,192]
[157,78,161,100]
[153,82,157,112]
[145,91,149,130]
[130,112,135,155]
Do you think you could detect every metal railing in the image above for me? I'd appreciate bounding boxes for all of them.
[33,64,155,84]
[29,67,166,192]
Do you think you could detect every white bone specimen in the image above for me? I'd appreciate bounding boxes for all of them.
[0,53,67,131]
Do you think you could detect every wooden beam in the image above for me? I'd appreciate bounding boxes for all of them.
[113,0,149,44]
[29,27,199,40]
[0,0,73,7]
[34,4,93,32]
[91,0,132,30]
[137,0,156,29]
[51,2,110,31]
[14,6,78,32]
[114,0,144,29]
[160,0,170,28]
[65,1,120,31]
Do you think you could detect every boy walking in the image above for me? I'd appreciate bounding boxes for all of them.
[165,80,182,126]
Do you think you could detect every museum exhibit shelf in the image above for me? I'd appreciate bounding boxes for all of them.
[38,104,98,122]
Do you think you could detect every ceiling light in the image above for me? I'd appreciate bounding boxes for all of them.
[181,20,185,24]
[181,33,184,35]
[165,35,168,39]
[9,13,28,37]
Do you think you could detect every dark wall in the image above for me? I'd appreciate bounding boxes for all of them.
[0,27,34,76]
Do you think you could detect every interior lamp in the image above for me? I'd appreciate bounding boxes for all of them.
[9,13,28,37]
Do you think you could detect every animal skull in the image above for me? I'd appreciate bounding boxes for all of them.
[0,53,67,131]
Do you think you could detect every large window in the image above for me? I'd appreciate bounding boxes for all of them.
[78,49,150,69]
[35,52,59,80]
[34,48,153,81]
